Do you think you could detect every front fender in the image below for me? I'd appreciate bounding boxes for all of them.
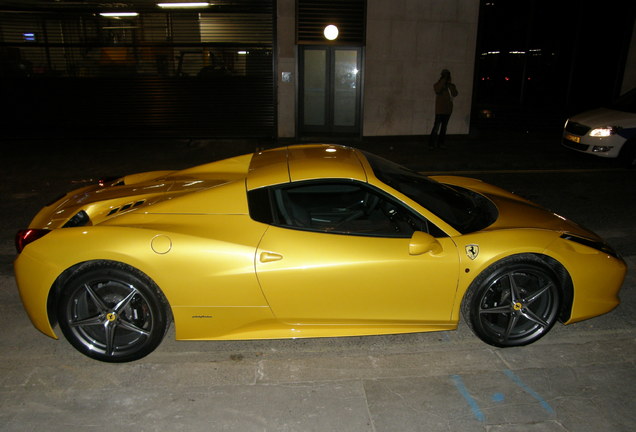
[449,229,561,322]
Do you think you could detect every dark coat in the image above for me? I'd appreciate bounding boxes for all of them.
[434,78,458,115]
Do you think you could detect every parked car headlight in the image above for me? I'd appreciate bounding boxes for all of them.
[589,126,617,137]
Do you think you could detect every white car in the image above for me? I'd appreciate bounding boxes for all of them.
[562,88,636,167]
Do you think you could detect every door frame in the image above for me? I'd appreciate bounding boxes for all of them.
[298,45,363,137]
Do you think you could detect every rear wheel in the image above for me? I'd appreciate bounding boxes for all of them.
[57,261,170,362]
[462,255,561,347]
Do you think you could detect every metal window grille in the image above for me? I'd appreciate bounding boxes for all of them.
[296,0,366,45]
[0,1,275,138]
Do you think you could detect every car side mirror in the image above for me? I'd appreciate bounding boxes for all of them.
[409,231,443,256]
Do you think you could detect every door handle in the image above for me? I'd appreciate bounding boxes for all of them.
[260,252,283,263]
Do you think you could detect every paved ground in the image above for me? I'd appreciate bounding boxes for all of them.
[0,132,634,431]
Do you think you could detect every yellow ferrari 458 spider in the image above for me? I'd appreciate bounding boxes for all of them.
[14,144,626,362]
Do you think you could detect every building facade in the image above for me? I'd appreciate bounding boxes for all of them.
[0,0,479,139]
[278,0,478,139]
[1,0,633,140]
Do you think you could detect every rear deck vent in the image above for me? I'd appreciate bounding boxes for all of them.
[107,200,145,217]
[63,210,90,228]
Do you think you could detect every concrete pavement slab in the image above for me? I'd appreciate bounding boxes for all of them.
[255,348,506,383]
[1,381,374,432]
[363,364,636,431]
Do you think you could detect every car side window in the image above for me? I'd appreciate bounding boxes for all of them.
[249,181,445,238]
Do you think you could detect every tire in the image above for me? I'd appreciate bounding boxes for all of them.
[57,261,170,362]
[461,255,561,347]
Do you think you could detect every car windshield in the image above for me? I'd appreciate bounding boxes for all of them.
[608,88,636,113]
[363,152,497,234]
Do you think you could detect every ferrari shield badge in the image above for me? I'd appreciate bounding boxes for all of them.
[465,244,479,260]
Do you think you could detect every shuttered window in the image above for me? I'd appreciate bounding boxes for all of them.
[0,1,274,138]
[297,0,366,45]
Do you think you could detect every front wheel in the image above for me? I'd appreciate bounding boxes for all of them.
[462,256,561,347]
[57,261,170,362]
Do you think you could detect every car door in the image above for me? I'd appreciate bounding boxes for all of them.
[250,180,460,324]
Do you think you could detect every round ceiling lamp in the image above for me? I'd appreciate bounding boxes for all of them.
[323,25,339,41]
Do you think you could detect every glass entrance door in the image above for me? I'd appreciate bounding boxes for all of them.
[300,46,361,136]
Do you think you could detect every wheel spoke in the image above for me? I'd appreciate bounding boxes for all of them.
[83,283,109,312]
[70,314,104,328]
[112,286,138,313]
[480,304,511,314]
[521,307,549,328]
[105,322,116,356]
[502,313,520,343]
[524,283,552,306]
[117,318,151,336]
[508,273,521,303]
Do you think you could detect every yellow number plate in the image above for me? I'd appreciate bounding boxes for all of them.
[564,133,581,143]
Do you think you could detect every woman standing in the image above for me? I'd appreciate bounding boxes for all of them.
[430,69,458,149]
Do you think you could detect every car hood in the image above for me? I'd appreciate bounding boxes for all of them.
[436,176,601,240]
[570,107,636,128]
[483,193,595,238]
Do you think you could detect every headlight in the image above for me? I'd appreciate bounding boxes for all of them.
[589,126,617,137]
[561,233,619,258]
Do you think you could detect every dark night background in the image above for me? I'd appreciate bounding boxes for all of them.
[473,0,635,132]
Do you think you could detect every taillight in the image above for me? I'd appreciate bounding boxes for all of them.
[15,229,50,253]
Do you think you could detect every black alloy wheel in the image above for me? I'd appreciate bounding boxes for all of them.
[462,255,561,347]
[57,261,170,362]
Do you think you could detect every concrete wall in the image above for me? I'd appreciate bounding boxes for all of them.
[275,0,480,138]
[276,0,297,138]
[363,0,479,136]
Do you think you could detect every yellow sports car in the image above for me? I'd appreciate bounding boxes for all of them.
[14,144,627,362]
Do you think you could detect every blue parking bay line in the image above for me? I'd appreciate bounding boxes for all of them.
[451,374,486,422]
[504,369,555,415]
[451,371,555,423]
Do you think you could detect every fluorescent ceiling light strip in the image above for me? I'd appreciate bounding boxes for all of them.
[100,12,139,17]
[157,2,210,8]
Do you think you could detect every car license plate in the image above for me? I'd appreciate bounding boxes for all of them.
[564,133,581,143]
